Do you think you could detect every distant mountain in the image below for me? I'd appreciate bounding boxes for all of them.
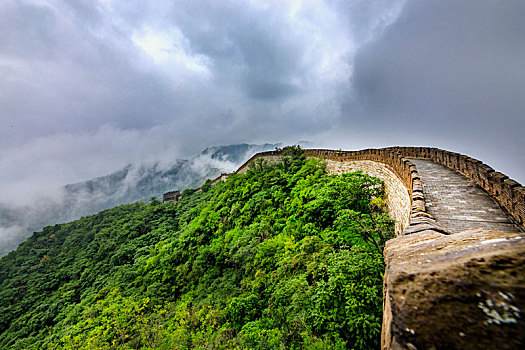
[61,143,280,212]
[0,143,279,256]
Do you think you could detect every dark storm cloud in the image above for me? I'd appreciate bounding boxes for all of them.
[1,0,362,153]
[353,1,525,119]
[1,0,368,206]
[345,0,525,183]
[166,1,305,100]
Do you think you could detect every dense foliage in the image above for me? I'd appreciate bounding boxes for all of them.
[0,147,394,349]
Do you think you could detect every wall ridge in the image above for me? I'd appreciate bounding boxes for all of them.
[385,146,524,232]
[233,147,451,236]
[229,146,524,233]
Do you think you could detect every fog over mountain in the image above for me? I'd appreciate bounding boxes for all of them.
[1,1,524,252]
[0,143,278,256]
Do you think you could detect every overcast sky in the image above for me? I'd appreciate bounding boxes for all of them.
[1,0,524,207]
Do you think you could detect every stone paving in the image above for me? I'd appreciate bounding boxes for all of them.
[409,159,522,233]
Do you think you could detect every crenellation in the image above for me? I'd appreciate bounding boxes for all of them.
[412,180,423,194]
[490,172,508,198]
[478,164,495,191]
[436,149,445,163]
[443,150,451,167]
[458,154,469,174]
[502,179,520,211]
[449,152,460,169]
[514,187,525,225]
[464,157,480,179]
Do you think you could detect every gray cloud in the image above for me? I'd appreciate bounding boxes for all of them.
[0,0,179,145]
[1,0,393,206]
[343,0,525,183]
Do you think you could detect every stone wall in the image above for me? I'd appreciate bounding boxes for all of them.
[163,190,181,203]
[322,159,411,235]
[236,151,412,234]
[233,147,524,233]
[236,153,283,174]
[386,147,525,232]
[209,173,231,186]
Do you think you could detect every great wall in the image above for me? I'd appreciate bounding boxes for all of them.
[166,146,525,349]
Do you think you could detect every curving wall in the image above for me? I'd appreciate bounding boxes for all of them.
[312,159,411,235]
[234,147,525,233]
[385,147,524,231]
[213,146,525,349]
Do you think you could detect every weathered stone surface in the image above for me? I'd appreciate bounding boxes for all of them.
[408,217,439,226]
[412,192,425,201]
[402,223,450,235]
[411,199,426,212]
[236,154,283,174]
[411,211,434,219]
[382,229,525,350]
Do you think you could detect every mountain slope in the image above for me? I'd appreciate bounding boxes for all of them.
[0,148,393,349]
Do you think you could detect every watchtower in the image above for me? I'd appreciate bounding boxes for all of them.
[163,190,182,203]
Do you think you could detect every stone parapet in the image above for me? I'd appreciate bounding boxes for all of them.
[209,173,231,186]
[385,147,525,231]
[321,159,411,234]
[381,228,525,350]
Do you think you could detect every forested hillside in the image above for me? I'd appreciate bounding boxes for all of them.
[0,147,393,349]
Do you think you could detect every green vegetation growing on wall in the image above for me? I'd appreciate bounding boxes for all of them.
[0,147,393,349]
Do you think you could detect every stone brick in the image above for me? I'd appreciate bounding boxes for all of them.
[465,158,482,180]
[458,154,469,174]
[382,229,525,350]
[502,179,520,211]
[513,187,525,224]
[491,172,509,198]
[478,164,495,192]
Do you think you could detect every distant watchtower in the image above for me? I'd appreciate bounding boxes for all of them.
[163,190,182,203]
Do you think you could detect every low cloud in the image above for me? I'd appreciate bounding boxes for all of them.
[0,142,276,256]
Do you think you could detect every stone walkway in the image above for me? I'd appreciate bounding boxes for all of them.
[409,159,521,233]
